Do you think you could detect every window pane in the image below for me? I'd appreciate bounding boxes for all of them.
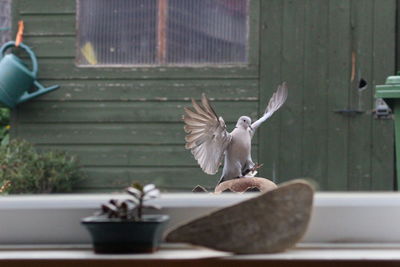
[0,0,11,44]
[167,0,249,64]
[77,0,249,66]
[77,0,157,65]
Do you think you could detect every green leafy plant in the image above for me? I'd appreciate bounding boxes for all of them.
[0,107,10,146]
[98,183,160,221]
[0,139,84,194]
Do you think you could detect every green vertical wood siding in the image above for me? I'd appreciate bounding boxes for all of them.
[10,0,395,192]
[371,1,396,190]
[326,0,351,190]
[259,0,395,191]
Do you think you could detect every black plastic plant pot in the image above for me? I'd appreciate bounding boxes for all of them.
[82,214,170,254]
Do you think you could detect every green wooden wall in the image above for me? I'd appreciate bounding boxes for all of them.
[9,0,396,192]
[258,0,395,191]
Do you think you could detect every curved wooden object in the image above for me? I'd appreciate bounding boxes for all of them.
[166,180,314,254]
[215,177,277,193]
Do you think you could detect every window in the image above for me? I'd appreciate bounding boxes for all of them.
[0,0,396,251]
[0,0,11,44]
[77,0,249,66]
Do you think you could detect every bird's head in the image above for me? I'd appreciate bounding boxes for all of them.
[236,116,252,130]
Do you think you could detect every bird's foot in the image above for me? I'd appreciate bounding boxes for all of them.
[250,163,264,172]
[242,163,264,178]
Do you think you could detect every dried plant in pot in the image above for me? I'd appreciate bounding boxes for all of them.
[82,183,169,254]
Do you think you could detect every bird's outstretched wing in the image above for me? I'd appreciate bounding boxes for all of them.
[251,82,288,136]
[183,94,232,175]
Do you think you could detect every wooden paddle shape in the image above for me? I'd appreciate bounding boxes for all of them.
[166,180,314,254]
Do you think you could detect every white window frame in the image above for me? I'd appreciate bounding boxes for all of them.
[0,192,400,245]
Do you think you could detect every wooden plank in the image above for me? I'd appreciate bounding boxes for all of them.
[22,36,75,58]
[21,14,75,36]
[347,0,374,190]
[156,0,168,64]
[278,0,304,183]
[34,59,258,80]
[16,123,258,145]
[248,0,260,66]
[76,167,218,191]
[16,123,188,145]
[326,0,351,190]
[37,144,259,167]
[17,101,258,123]
[371,0,395,190]
[9,0,21,138]
[398,0,400,72]
[20,55,259,80]
[72,187,194,193]
[25,79,259,101]
[258,0,282,183]
[38,145,198,167]
[19,0,75,14]
[301,0,329,189]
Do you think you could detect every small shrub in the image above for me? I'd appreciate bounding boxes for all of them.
[0,108,9,125]
[0,108,10,146]
[0,139,84,194]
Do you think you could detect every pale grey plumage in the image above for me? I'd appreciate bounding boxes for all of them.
[183,82,288,184]
[183,94,232,175]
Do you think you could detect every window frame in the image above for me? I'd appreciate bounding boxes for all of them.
[1,192,400,245]
[6,0,397,247]
[75,0,260,72]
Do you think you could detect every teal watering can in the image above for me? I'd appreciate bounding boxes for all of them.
[0,41,59,108]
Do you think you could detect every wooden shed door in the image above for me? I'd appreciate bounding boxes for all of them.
[257,0,395,191]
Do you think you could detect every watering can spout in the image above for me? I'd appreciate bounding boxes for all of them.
[18,81,59,104]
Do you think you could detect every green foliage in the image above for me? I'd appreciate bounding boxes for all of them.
[0,108,10,146]
[0,108,9,125]
[99,183,160,221]
[0,139,84,194]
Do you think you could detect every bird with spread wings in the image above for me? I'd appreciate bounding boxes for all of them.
[183,82,288,184]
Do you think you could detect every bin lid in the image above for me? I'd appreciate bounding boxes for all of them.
[375,75,400,99]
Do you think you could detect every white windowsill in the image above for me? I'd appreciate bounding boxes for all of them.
[1,243,400,262]
[0,192,400,244]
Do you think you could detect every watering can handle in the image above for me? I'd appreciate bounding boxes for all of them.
[0,41,38,76]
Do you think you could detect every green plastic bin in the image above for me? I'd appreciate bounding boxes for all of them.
[376,75,400,189]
